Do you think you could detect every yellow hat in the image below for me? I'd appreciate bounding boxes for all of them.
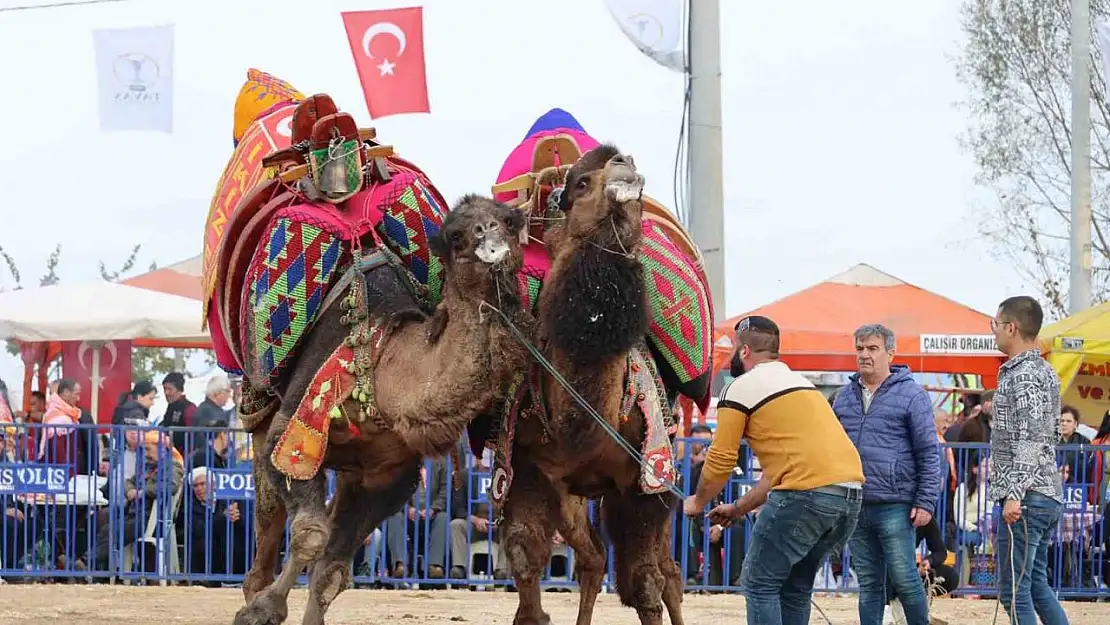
[232,68,305,145]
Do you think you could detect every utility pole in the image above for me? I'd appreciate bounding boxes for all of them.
[687,0,726,317]
[1070,0,1093,314]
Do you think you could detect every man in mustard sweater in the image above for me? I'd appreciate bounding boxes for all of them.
[683,316,865,625]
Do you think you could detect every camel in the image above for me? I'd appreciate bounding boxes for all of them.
[233,195,533,625]
[501,145,685,625]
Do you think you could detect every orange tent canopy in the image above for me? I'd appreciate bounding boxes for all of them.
[713,264,1004,385]
[122,255,207,348]
[122,255,203,300]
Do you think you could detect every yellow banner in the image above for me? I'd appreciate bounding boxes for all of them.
[1054,353,1110,426]
[200,103,296,325]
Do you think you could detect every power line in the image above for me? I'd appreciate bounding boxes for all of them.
[0,0,128,13]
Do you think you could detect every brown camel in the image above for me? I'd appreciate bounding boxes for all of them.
[233,195,532,625]
[502,145,685,625]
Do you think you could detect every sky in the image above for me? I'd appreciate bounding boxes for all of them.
[0,0,1025,396]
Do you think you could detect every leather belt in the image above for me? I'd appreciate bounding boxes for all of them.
[812,484,863,501]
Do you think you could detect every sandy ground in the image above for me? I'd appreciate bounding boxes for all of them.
[0,586,1107,624]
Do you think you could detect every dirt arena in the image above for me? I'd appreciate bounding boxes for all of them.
[0,586,1107,624]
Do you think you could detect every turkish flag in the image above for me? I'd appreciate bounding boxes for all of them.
[61,340,133,424]
[341,7,430,119]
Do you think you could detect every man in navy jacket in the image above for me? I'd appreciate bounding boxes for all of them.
[834,324,942,625]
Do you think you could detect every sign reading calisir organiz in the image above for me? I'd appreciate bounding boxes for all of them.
[0,463,69,494]
[919,334,1001,355]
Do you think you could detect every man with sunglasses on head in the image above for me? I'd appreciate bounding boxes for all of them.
[684,315,864,625]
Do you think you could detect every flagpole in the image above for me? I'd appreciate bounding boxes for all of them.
[687,0,726,317]
[1070,0,1092,314]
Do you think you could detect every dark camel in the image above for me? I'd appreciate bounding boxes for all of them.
[502,145,685,625]
[233,196,532,625]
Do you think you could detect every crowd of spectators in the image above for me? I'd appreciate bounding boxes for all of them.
[2,361,1110,602]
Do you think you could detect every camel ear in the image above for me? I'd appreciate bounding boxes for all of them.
[429,228,450,259]
[495,203,526,236]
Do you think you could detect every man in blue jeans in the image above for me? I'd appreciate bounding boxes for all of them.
[989,296,1069,625]
[684,316,865,625]
[834,324,942,625]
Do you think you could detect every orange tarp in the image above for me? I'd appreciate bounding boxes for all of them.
[122,256,208,348]
[122,255,202,301]
[713,264,1004,384]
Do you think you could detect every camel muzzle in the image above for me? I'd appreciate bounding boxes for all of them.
[604,161,644,204]
[474,234,511,265]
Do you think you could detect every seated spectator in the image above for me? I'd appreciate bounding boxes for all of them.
[112,381,157,426]
[953,463,988,547]
[1059,405,1091,484]
[191,430,232,471]
[449,449,505,580]
[191,376,232,452]
[1,493,27,569]
[385,459,449,579]
[76,431,184,571]
[38,379,82,471]
[177,466,246,580]
[161,372,197,455]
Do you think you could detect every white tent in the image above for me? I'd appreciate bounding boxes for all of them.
[0,281,208,343]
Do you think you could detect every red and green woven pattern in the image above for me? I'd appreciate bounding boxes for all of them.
[639,221,712,386]
[247,217,347,383]
[375,172,449,304]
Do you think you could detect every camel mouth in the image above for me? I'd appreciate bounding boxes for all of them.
[604,162,644,204]
[473,236,511,265]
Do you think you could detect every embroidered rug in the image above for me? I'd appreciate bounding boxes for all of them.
[244,213,348,385]
[641,220,713,399]
[271,342,359,480]
[621,345,678,494]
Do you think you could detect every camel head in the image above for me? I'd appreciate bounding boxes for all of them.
[429,194,526,301]
[552,144,644,254]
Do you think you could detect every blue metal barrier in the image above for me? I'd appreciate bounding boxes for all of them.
[1,424,1107,599]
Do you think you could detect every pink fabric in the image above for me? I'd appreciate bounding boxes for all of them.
[39,393,79,460]
[493,129,599,205]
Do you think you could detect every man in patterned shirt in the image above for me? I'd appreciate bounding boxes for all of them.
[989,295,1069,625]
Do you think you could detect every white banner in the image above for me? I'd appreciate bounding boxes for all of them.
[93,24,174,132]
[603,0,685,73]
[1098,19,1110,88]
[919,334,1001,355]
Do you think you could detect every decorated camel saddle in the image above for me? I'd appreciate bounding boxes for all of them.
[482,109,715,500]
[202,70,451,479]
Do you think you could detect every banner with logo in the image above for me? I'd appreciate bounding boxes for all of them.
[603,0,685,73]
[93,24,175,132]
[0,463,70,495]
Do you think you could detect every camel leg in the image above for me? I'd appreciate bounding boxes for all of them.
[243,427,287,602]
[554,495,606,625]
[234,417,330,625]
[655,496,685,625]
[603,492,673,625]
[300,464,420,625]
[503,462,559,625]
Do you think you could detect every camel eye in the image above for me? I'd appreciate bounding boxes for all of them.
[576,178,589,190]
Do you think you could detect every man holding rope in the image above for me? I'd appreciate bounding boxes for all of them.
[989,296,1069,625]
[683,315,865,625]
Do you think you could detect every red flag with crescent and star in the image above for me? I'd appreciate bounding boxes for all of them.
[61,340,132,424]
[341,7,430,119]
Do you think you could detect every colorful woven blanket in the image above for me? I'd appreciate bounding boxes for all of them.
[492,108,714,410]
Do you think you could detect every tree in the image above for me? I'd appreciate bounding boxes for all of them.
[956,0,1110,319]
[0,244,201,382]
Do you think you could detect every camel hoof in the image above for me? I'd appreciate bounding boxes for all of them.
[513,614,552,625]
[233,590,288,625]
